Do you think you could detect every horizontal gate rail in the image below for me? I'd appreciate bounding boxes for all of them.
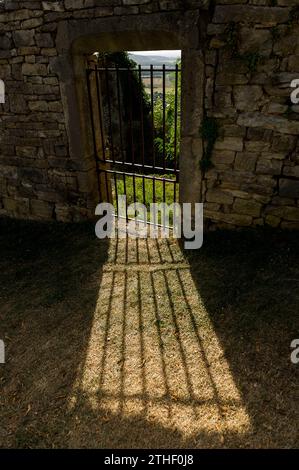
[99,167,178,184]
[97,158,180,176]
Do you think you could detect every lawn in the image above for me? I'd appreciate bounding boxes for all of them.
[111,173,179,224]
[0,217,298,448]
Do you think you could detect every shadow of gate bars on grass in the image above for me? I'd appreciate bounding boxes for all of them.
[0,220,298,447]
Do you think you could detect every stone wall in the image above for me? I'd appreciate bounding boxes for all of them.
[204,1,299,230]
[0,0,299,229]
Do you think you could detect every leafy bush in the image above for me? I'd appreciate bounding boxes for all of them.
[153,61,181,165]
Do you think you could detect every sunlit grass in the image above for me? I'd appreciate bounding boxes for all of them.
[111,173,179,224]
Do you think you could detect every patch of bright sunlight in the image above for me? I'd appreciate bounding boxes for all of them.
[68,238,251,444]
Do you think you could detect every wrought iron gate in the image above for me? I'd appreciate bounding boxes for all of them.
[86,57,181,227]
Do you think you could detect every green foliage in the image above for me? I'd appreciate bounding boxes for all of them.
[154,92,181,163]
[242,52,261,73]
[199,116,219,172]
[225,22,239,57]
[153,61,181,164]
[98,51,151,115]
[225,23,261,73]
[114,174,179,223]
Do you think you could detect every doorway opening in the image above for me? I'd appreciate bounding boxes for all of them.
[86,50,182,227]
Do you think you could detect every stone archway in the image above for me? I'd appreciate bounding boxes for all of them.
[51,10,206,214]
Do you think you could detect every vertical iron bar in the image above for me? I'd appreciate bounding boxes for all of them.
[127,68,136,210]
[86,68,102,202]
[150,64,155,169]
[95,66,106,162]
[105,65,115,163]
[139,65,146,226]
[139,65,145,168]
[114,172,119,216]
[153,177,156,229]
[133,174,136,205]
[104,171,110,203]
[173,180,176,229]
[123,173,128,222]
[116,64,125,165]
[142,175,146,207]
[162,64,166,171]
[174,63,178,173]
[128,67,135,168]
[163,178,166,227]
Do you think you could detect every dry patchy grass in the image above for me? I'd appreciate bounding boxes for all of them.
[0,218,298,448]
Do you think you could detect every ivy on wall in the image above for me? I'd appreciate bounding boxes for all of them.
[224,22,261,73]
[199,116,219,172]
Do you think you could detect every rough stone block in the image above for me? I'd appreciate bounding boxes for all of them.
[279,178,299,198]
[237,113,299,135]
[233,198,262,217]
[283,165,299,178]
[35,33,53,48]
[256,159,283,175]
[206,189,234,205]
[13,30,35,47]
[214,137,243,152]
[234,152,258,172]
[234,85,263,112]
[31,199,54,218]
[22,63,48,76]
[213,6,290,25]
[265,215,281,228]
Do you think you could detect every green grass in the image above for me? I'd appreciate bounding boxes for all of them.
[0,218,299,448]
[112,173,179,224]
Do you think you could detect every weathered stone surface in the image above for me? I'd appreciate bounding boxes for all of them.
[283,165,299,178]
[16,146,38,158]
[237,113,299,135]
[256,159,283,176]
[233,198,262,217]
[213,6,290,25]
[35,33,53,48]
[234,153,258,172]
[28,100,49,112]
[3,197,29,216]
[13,30,35,47]
[206,189,234,205]
[22,63,48,76]
[265,205,299,221]
[216,73,248,86]
[265,215,281,228]
[279,179,299,198]
[42,1,64,12]
[10,94,26,113]
[204,210,253,226]
[212,150,235,166]
[31,199,54,218]
[234,86,263,112]
[264,103,288,115]
[214,137,243,152]
[123,0,150,4]
[245,141,269,152]
[239,27,272,56]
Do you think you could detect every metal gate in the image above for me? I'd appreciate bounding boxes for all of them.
[86,57,181,227]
